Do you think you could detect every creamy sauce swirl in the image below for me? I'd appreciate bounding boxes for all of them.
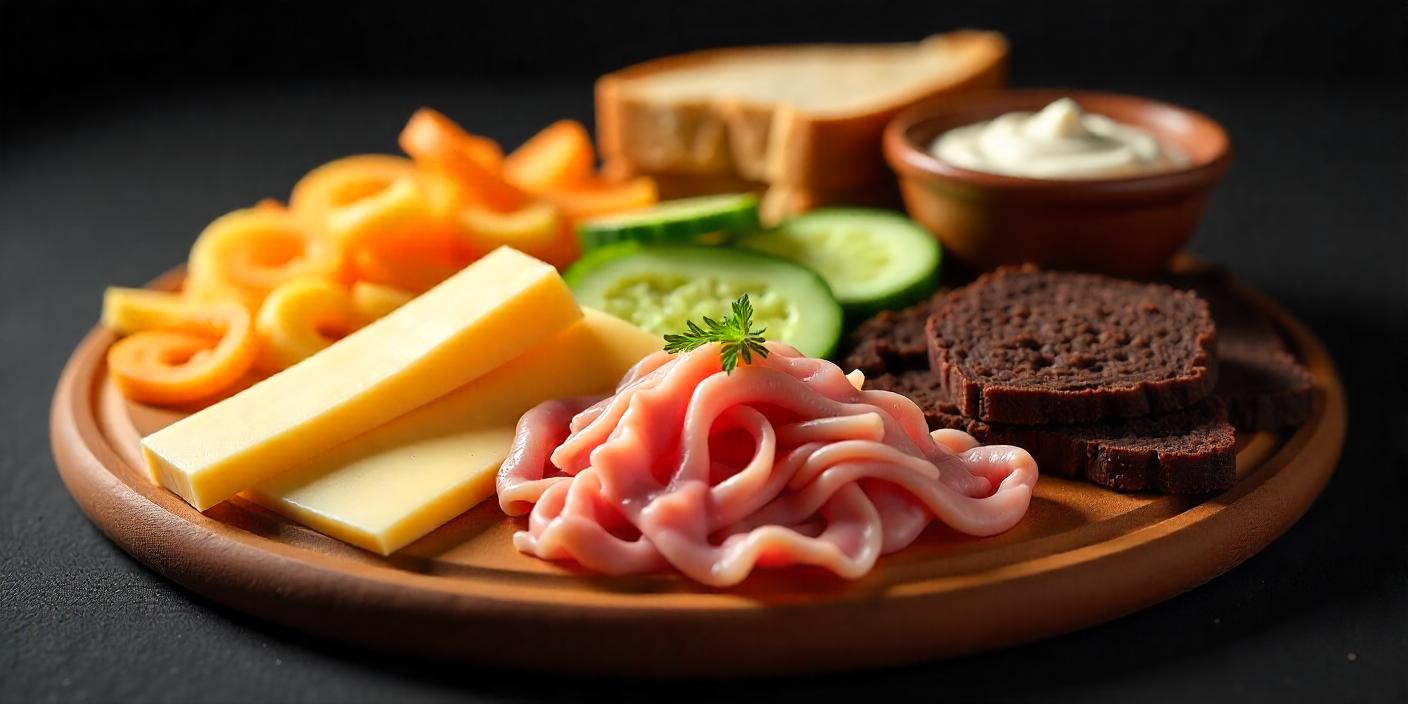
[931,98,1188,179]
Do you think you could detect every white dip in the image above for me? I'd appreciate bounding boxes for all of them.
[930,98,1188,179]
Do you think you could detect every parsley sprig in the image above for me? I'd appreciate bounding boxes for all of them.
[662,294,769,374]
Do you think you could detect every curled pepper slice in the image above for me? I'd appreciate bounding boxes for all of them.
[459,200,575,269]
[399,108,525,212]
[324,176,453,253]
[504,119,595,193]
[254,278,355,371]
[186,207,339,311]
[350,281,415,327]
[252,198,285,213]
[103,288,256,405]
[288,154,419,233]
[324,175,469,291]
[542,176,658,223]
[349,240,468,293]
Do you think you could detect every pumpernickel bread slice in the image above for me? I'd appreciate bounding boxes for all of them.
[1171,269,1316,430]
[1216,345,1316,430]
[868,368,1236,494]
[843,291,943,374]
[843,271,1316,432]
[927,267,1218,425]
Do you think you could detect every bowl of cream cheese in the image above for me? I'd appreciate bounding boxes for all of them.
[883,89,1230,275]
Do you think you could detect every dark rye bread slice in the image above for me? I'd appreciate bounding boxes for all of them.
[842,290,944,374]
[843,275,1315,430]
[1215,344,1315,430]
[869,368,1236,494]
[1170,269,1316,430]
[927,267,1218,425]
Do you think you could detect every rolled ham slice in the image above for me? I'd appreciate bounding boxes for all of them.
[498,342,1037,587]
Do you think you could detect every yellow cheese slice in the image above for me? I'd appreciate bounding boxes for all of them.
[245,309,662,554]
[141,247,581,510]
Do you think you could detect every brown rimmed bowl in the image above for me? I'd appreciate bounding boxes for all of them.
[883,89,1231,276]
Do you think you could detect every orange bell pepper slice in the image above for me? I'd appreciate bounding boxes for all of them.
[349,240,470,293]
[254,278,356,371]
[504,120,595,193]
[458,200,576,269]
[322,174,469,290]
[542,175,659,222]
[186,207,339,311]
[289,155,418,233]
[324,176,457,253]
[399,108,525,212]
[350,281,415,327]
[103,288,256,406]
[400,108,504,170]
[253,198,285,213]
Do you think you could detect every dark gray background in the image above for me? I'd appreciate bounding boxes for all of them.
[3,1,1406,701]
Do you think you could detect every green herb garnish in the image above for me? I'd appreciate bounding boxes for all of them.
[663,294,769,374]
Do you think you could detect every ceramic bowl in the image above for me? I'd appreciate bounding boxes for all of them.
[882,89,1231,276]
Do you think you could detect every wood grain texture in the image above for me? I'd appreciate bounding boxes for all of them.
[49,267,1345,678]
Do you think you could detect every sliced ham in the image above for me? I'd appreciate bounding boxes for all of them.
[497,342,1037,587]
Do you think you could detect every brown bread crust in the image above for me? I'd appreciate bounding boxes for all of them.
[868,369,1236,495]
[1216,341,1316,430]
[844,267,1314,494]
[842,292,943,374]
[595,31,1007,191]
[927,267,1218,425]
[1168,269,1316,430]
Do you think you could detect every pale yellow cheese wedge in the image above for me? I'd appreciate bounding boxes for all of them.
[245,309,662,554]
[141,247,581,510]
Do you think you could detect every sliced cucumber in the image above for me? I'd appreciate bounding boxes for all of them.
[566,243,842,358]
[737,208,941,318]
[577,193,761,251]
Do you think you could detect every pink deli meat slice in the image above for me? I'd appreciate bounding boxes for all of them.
[497,343,1038,587]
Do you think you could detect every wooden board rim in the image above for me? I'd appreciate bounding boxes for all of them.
[49,270,1346,677]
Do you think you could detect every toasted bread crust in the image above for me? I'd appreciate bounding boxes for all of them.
[595,30,1007,191]
[845,289,1237,496]
[868,368,1237,495]
[1172,270,1317,430]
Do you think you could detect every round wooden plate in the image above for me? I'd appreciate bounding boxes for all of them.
[51,268,1345,678]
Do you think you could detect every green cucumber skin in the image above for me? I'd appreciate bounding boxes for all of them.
[562,242,648,288]
[840,251,941,321]
[565,243,843,359]
[739,208,942,319]
[576,194,761,252]
[577,225,743,251]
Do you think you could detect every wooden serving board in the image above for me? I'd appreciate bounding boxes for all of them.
[50,268,1345,677]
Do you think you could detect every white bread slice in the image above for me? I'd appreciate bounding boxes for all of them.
[596,30,1006,192]
[602,160,765,199]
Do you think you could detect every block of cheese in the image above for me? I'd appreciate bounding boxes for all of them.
[245,309,662,554]
[142,247,581,510]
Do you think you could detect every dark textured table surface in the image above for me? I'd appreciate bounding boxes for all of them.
[2,76,1406,702]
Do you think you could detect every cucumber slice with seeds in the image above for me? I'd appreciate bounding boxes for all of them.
[566,243,842,358]
[577,193,761,251]
[737,208,941,318]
